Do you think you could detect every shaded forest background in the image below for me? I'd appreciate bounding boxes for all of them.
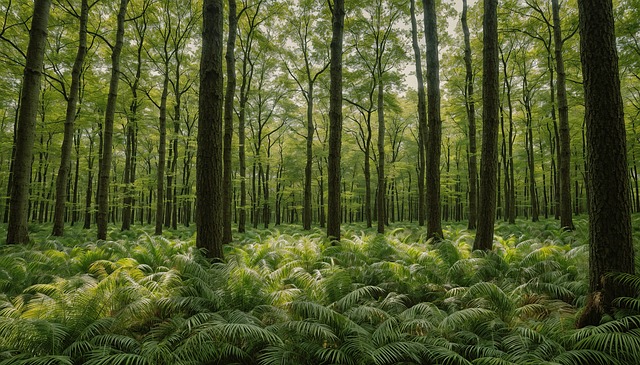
[3,0,639,240]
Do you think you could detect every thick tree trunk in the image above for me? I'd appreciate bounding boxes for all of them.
[410,0,427,227]
[462,0,477,230]
[327,0,344,242]
[223,0,237,243]
[553,0,574,231]
[6,0,52,244]
[196,0,224,260]
[576,0,635,327]
[52,0,88,236]
[424,0,443,240]
[96,0,128,241]
[473,0,499,251]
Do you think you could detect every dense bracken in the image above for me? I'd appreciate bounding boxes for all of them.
[1,219,640,364]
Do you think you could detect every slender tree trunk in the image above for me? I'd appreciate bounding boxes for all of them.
[71,130,80,225]
[376,76,385,234]
[52,0,88,236]
[96,0,128,241]
[83,135,95,229]
[327,0,344,242]
[462,0,477,230]
[423,0,443,240]
[473,0,499,251]
[196,0,224,259]
[303,82,314,230]
[155,68,169,235]
[410,0,427,227]
[553,0,574,230]
[223,0,237,243]
[6,0,52,244]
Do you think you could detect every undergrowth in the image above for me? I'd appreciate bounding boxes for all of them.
[0,217,639,364]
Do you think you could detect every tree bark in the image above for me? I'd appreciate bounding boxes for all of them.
[576,0,635,327]
[196,0,224,260]
[423,0,443,240]
[6,0,52,244]
[327,0,344,242]
[376,75,385,234]
[223,0,237,243]
[52,0,88,236]
[462,0,477,230]
[553,0,574,231]
[96,0,128,241]
[473,0,499,251]
[409,0,427,228]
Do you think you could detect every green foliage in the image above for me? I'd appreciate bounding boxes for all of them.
[1,220,640,364]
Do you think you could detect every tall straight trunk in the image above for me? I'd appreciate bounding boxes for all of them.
[327,0,344,241]
[6,0,52,244]
[462,0,477,230]
[96,0,128,241]
[223,0,237,243]
[522,71,539,222]
[52,0,88,236]
[83,136,95,229]
[303,82,314,230]
[410,0,427,227]
[155,68,169,235]
[500,49,516,224]
[121,19,145,231]
[376,76,385,234]
[423,0,443,240]
[71,130,81,225]
[197,0,224,259]
[577,0,635,327]
[364,133,372,228]
[3,91,19,224]
[473,0,499,251]
[553,0,574,230]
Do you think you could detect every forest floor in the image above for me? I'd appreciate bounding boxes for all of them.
[1,217,640,364]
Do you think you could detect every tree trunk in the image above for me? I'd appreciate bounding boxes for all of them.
[96,0,128,241]
[424,0,443,240]
[223,0,237,243]
[473,0,499,251]
[327,0,344,242]
[6,0,52,244]
[410,0,427,227]
[304,82,314,230]
[52,0,88,236]
[553,0,574,231]
[155,68,169,235]
[576,0,635,327]
[462,0,477,230]
[196,0,224,260]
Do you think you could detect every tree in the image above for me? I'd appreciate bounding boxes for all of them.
[96,0,129,241]
[461,0,477,230]
[196,0,224,259]
[423,0,443,240]
[51,0,89,237]
[576,0,635,327]
[223,0,239,243]
[473,0,499,251]
[409,0,427,227]
[552,0,574,231]
[281,0,330,231]
[327,0,344,241]
[5,0,52,244]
